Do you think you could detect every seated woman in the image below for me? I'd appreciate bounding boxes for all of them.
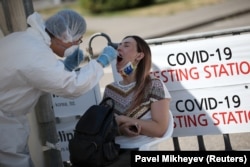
[103,35,173,154]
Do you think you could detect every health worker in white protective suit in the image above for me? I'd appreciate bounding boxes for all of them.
[0,9,117,167]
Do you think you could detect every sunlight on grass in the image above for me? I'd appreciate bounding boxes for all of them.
[120,0,225,16]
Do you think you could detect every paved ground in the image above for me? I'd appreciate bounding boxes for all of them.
[34,0,250,151]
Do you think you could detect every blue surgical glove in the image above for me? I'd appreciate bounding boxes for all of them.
[63,46,84,71]
[97,46,117,67]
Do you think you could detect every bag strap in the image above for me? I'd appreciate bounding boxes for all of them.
[100,97,115,109]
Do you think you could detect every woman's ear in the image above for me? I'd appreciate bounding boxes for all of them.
[136,52,144,61]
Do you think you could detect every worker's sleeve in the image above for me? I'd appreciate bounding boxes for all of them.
[22,56,104,99]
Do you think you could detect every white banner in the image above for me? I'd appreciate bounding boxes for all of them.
[170,84,250,137]
[56,116,76,161]
[149,34,250,137]
[51,85,101,118]
[150,34,250,91]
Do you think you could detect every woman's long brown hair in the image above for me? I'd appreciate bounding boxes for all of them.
[124,35,152,112]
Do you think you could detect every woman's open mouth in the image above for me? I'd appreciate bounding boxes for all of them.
[117,54,123,63]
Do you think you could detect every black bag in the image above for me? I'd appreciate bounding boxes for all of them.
[68,97,120,167]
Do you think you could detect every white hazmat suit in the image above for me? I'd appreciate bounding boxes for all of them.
[0,12,104,167]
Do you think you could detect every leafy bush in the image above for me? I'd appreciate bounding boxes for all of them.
[79,0,156,13]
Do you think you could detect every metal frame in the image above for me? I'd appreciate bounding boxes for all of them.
[146,26,250,45]
[0,0,13,33]
[22,0,34,18]
[87,32,118,59]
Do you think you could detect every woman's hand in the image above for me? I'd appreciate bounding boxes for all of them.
[114,114,127,126]
[119,122,141,137]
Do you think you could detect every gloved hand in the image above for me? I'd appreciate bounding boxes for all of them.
[63,46,84,71]
[97,46,117,67]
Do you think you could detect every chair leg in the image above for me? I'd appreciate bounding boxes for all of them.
[197,135,206,151]
[173,137,181,151]
[223,134,233,151]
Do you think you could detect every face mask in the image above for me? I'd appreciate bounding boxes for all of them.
[119,62,136,76]
[64,45,79,57]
